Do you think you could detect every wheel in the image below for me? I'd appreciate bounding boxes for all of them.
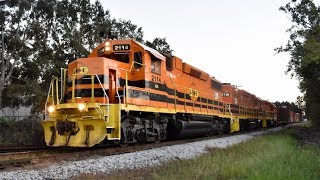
[119,128,128,147]
[154,132,161,143]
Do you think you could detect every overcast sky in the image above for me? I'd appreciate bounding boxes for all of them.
[99,0,301,103]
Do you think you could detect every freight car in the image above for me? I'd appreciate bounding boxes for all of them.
[41,38,277,147]
[277,105,302,124]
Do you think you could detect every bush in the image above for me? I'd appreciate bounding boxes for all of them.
[0,116,45,146]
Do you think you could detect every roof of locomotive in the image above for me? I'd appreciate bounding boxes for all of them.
[221,84,275,105]
[135,41,166,61]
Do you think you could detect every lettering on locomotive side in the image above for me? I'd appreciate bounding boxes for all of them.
[222,92,230,97]
[152,75,161,83]
[189,88,199,100]
[194,90,199,98]
[113,44,130,51]
[73,66,89,75]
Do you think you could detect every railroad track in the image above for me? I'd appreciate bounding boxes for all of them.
[0,145,48,153]
[0,145,94,170]
[0,126,286,171]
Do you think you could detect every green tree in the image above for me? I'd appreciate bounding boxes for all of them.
[0,0,38,110]
[112,19,143,42]
[145,37,173,55]
[1,0,173,114]
[277,0,320,128]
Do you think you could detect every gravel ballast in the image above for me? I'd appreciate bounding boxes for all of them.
[0,127,283,180]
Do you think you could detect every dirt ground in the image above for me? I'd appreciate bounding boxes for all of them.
[289,123,320,147]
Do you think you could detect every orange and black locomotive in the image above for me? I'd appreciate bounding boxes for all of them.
[41,38,277,147]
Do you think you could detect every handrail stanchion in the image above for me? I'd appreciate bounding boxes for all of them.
[91,75,95,103]
[71,75,75,103]
[51,80,54,105]
[184,88,187,112]
[174,87,177,111]
[115,78,121,104]
[125,71,129,107]
[60,68,63,102]
[95,74,110,122]
[45,81,53,119]
[59,68,67,102]
[55,77,59,105]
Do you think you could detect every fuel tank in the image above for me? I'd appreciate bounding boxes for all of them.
[167,115,217,138]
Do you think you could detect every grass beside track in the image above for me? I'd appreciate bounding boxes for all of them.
[149,130,320,180]
[150,134,320,179]
[76,127,320,179]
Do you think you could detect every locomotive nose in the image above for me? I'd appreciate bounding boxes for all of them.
[41,117,107,147]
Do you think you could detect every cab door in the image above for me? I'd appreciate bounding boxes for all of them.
[147,52,167,108]
[127,51,149,105]
[131,51,145,87]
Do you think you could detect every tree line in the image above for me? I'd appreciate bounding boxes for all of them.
[0,0,173,114]
[274,101,303,114]
[277,0,320,128]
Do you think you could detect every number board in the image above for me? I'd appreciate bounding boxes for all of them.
[113,44,130,51]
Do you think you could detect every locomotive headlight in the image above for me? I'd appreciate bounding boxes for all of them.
[105,41,111,51]
[78,103,87,111]
[48,106,55,113]
[105,46,111,51]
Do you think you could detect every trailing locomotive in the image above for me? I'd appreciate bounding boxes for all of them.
[41,38,277,147]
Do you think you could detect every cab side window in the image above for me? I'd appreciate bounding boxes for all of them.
[151,55,161,75]
[134,52,143,69]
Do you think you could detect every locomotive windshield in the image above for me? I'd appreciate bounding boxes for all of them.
[134,52,143,69]
[105,52,130,63]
